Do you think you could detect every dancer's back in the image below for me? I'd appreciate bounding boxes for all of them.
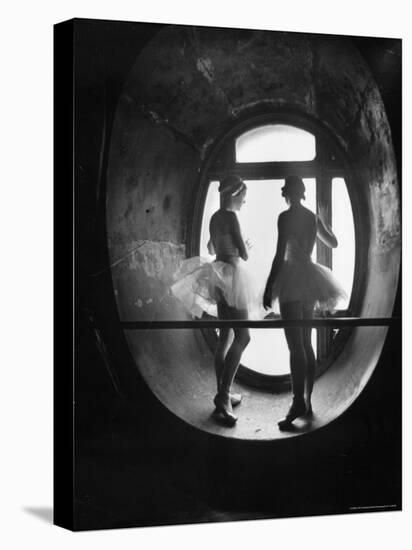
[209,209,244,264]
[280,205,317,258]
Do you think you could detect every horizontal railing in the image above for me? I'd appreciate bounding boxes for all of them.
[121,317,400,330]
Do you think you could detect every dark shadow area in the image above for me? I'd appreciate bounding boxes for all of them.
[23,507,53,524]
[72,313,400,530]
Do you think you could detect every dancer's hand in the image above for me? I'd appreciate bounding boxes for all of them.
[245,238,253,251]
[207,239,215,255]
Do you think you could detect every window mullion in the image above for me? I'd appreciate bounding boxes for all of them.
[317,165,333,361]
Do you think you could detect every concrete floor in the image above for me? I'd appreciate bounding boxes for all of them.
[177,382,318,440]
[125,325,389,441]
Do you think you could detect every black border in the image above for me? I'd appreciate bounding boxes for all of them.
[53,18,75,531]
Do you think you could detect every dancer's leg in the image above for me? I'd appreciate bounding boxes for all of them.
[214,328,231,390]
[214,305,250,424]
[280,301,306,403]
[215,298,232,391]
[302,301,316,414]
[219,325,250,394]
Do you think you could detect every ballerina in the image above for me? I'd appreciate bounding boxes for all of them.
[263,175,346,430]
[172,175,253,426]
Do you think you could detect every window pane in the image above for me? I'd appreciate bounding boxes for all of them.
[332,178,355,310]
[200,179,317,376]
[236,124,316,163]
[237,179,317,310]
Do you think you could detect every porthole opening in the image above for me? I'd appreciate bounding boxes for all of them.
[106,27,400,441]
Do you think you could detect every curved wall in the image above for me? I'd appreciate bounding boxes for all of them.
[106,27,400,440]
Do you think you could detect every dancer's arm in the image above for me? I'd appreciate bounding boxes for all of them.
[207,214,216,255]
[263,214,287,309]
[316,206,338,248]
[207,238,215,255]
[231,213,248,261]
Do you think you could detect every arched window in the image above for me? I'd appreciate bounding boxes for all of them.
[197,117,356,388]
[236,124,316,162]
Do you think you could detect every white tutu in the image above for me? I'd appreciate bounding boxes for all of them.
[270,238,347,311]
[171,257,256,318]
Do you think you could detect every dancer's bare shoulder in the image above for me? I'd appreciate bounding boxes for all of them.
[210,209,237,234]
[298,204,316,220]
[280,206,317,237]
[278,209,289,222]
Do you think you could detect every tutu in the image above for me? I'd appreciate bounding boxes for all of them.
[171,257,256,318]
[270,237,347,311]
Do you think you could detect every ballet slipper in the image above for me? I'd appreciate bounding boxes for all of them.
[230,392,242,407]
[278,398,306,430]
[213,392,237,427]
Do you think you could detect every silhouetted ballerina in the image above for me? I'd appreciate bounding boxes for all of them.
[263,175,346,430]
[172,175,253,426]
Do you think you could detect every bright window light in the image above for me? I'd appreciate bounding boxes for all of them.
[332,178,355,310]
[200,179,317,376]
[236,125,316,163]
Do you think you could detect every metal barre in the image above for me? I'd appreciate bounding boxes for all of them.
[121,317,400,330]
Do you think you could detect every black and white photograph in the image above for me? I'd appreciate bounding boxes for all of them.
[1,1,409,547]
[54,17,401,531]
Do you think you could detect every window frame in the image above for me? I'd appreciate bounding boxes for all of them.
[189,110,369,391]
